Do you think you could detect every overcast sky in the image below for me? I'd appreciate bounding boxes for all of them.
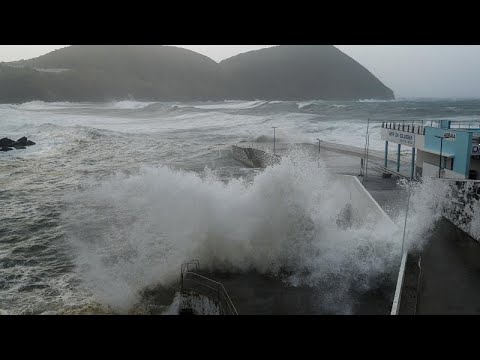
[1,45,480,99]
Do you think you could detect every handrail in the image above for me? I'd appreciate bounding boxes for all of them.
[180,262,238,315]
[382,120,480,133]
[183,272,238,315]
[381,121,426,135]
[181,260,200,274]
[370,164,411,179]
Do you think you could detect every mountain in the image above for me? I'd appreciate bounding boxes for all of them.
[0,45,223,103]
[219,45,394,101]
[0,45,394,103]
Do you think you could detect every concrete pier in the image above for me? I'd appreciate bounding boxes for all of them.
[232,145,280,168]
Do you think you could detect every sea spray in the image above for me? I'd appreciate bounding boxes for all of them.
[395,177,452,251]
[63,149,403,313]
[3,99,480,315]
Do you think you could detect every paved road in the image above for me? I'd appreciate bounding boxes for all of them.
[416,219,480,314]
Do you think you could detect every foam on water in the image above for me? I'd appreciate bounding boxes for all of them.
[357,99,399,103]
[2,99,480,314]
[177,100,269,110]
[13,101,81,111]
[104,101,157,110]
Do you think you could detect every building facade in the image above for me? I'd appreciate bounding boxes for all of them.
[380,120,480,180]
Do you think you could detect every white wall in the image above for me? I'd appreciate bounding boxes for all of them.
[418,149,463,179]
[336,175,397,229]
[422,162,465,179]
[443,168,467,180]
[415,133,425,150]
[420,151,442,168]
[423,162,442,178]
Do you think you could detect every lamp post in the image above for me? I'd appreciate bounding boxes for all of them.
[272,127,277,155]
[434,135,444,178]
[316,138,321,154]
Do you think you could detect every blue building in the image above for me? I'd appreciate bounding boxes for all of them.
[381,120,480,180]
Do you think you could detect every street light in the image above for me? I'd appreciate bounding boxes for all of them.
[272,127,278,155]
[434,135,444,178]
[316,138,321,154]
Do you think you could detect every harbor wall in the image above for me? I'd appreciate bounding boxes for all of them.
[336,175,397,229]
[443,180,480,242]
[232,146,281,168]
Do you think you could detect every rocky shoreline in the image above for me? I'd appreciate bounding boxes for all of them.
[0,137,36,152]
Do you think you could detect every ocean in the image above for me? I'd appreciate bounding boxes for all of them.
[1,98,478,315]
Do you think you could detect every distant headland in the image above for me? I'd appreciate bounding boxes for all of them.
[0,45,394,104]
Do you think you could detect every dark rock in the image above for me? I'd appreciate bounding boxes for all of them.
[1,137,35,150]
[12,137,35,147]
[0,138,15,147]
[16,137,28,146]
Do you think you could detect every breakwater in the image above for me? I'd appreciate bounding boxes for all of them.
[232,145,281,168]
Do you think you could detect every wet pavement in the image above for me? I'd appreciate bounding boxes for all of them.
[416,219,480,314]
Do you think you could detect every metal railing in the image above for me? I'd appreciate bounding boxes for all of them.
[382,121,426,135]
[382,120,480,133]
[450,123,480,130]
[181,260,200,275]
[180,261,238,315]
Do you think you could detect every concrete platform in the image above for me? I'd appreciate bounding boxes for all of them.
[416,219,480,314]
[198,270,394,315]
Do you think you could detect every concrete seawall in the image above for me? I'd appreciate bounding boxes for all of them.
[232,145,281,168]
[442,180,480,242]
[336,175,397,229]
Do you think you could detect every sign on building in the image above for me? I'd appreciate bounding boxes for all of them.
[472,145,480,156]
[385,130,416,147]
[444,132,457,142]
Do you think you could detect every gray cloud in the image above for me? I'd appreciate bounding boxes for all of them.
[336,45,480,99]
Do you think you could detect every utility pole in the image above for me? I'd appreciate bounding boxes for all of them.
[272,127,277,155]
[364,118,371,180]
[316,138,321,154]
[434,135,444,178]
